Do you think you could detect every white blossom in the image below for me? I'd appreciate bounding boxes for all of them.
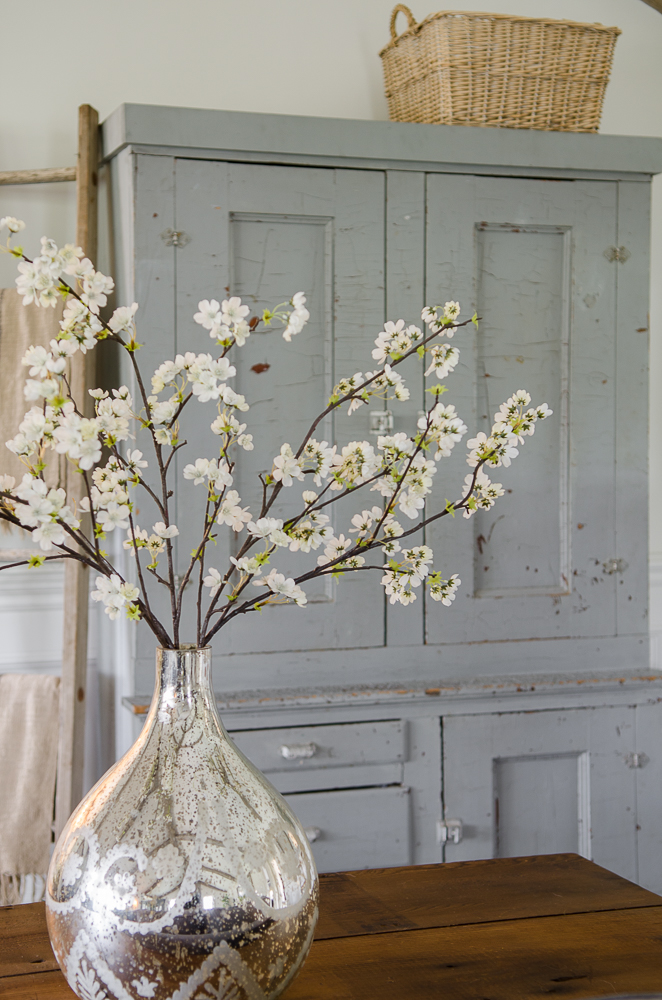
[350,506,383,538]
[330,441,381,491]
[253,568,307,606]
[24,377,59,403]
[109,302,138,334]
[125,449,148,471]
[424,343,460,379]
[91,574,140,619]
[217,490,252,531]
[59,298,103,352]
[1,216,25,233]
[203,567,222,598]
[301,439,336,486]
[230,555,262,576]
[272,443,304,487]
[52,409,102,470]
[380,545,434,605]
[288,510,331,553]
[194,299,223,330]
[97,502,131,533]
[184,458,211,485]
[461,469,505,518]
[283,292,310,341]
[148,395,178,426]
[418,403,467,460]
[428,572,461,605]
[221,296,250,326]
[48,338,78,371]
[32,521,67,550]
[152,521,179,539]
[81,269,114,314]
[247,516,289,546]
[155,428,173,446]
[317,533,351,567]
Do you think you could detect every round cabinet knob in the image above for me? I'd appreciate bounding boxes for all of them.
[304,827,322,843]
[279,742,318,760]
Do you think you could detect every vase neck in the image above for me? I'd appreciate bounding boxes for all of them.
[151,645,217,722]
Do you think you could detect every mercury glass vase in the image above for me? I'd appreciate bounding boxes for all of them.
[46,645,319,1000]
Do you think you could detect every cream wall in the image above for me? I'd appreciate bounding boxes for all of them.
[1,0,661,631]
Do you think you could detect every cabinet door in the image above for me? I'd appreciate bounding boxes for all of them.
[442,708,639,882]
[424,175,623,648]
[126,155,389,678]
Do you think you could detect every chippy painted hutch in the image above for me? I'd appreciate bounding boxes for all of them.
[101,104,662,889]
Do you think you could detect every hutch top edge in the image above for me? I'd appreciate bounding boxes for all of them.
[101,103,662,179]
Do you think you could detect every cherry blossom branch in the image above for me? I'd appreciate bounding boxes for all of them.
[249,317,474,529]
[201,455,490,642]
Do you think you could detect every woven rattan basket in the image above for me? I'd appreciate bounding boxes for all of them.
[379,5,620,132]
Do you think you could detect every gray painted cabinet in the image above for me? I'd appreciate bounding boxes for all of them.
[105,105,662,887]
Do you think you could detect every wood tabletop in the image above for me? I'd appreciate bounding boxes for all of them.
[1,854,661,999]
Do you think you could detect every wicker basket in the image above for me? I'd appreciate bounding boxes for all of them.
[379,6,620,132]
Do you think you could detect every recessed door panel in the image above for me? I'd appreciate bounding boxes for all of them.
[425,174,618,647]
[173,159,386,659]
[475,224,568,597]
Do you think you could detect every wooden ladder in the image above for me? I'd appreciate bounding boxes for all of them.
[0,104,99,838]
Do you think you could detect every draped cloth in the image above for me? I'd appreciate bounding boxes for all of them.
[0,288,64,484]
[0,673,60,904]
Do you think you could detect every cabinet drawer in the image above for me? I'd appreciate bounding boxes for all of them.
[284,786,411,873]
[229,720,406,772]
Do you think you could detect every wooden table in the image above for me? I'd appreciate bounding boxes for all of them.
[2,854,662,998]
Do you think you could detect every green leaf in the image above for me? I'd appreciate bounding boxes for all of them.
[444,499,456,518]
[417,345,426,358]
[126,603,142,621]
[10,246,24,258]
[472,311,479,328]
[425,383,448,397]
[28,555,46,568]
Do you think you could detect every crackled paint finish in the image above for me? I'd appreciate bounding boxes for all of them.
[46,647,318,1000]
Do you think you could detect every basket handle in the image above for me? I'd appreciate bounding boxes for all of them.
[390,4,417,40]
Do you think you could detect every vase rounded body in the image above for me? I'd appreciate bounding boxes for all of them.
[46,646,318,1000]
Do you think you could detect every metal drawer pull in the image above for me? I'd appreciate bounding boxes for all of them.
[437,819,463,845]
[304,827,321,843]
[279,742,318,760]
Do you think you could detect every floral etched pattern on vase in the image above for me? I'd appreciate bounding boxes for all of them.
[46,646,318,1000]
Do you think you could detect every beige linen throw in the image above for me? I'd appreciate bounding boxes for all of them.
[0,674,60,903]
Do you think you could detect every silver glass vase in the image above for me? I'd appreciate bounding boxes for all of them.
[46,645,318,1000]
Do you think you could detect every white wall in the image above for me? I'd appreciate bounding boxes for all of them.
[1,0,661,764]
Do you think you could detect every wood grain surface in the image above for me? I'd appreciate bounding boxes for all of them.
[288,907,662,999]
[315,854,662,939]
[1,856,660,998]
